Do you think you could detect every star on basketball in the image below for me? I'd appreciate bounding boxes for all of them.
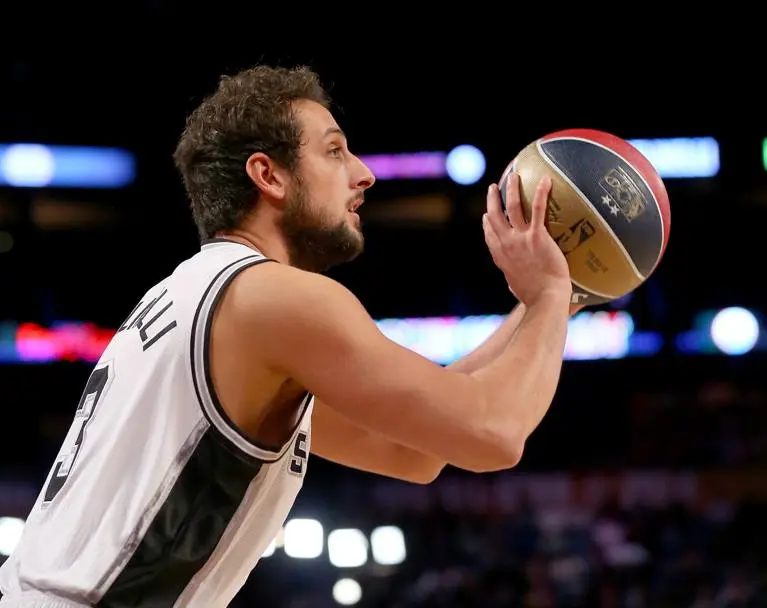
[600,194,620,216]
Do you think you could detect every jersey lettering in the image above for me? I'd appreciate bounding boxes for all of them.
[42,361,115,505]
[288,431,308,476]
[118,288,177,351]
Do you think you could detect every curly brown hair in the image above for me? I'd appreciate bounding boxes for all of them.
[173,65,331,240]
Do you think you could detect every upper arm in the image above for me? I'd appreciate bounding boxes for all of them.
[227,264,501,468]
[311,400,443,484]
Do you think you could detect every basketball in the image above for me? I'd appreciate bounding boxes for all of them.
[499,128,671,307]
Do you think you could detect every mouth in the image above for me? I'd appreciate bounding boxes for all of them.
[348,197,364,213]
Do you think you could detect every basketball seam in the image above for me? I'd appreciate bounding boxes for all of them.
[543,135,665,275]
[569,276,615,300]
[535,139,646,282]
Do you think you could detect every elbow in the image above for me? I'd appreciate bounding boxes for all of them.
[448,379,529,473]
[492,435,525,471]
[405,458,446,484]
[459,423,527,473]
[463,445,525,474]
[414,462,446,484]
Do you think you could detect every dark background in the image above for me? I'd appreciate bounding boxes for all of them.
[0,36,765,606]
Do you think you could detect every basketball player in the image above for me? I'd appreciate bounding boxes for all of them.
[0,66,574,607]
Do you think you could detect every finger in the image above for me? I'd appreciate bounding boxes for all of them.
[483,216,506,268]
[505,172,527,229]
[530,175,552,229]
[486,183,510,236]
[482,213,503,251]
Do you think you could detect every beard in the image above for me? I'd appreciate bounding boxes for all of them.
[278,177,364,273]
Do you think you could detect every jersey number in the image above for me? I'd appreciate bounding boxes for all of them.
[42,361,114,505]
[289,431,308,476]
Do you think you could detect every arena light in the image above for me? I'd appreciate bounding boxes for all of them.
[565,311,634,360]
[445,145,486,185]
[0,144,136,188]
[327,528,369,568]
[370,525,406,566]
[762,138,767,171]
[710,307,759,355]
[0,311,662,365]
[260,539,276,558]
[333,578,362,605]
[283,518,323,559]
[626,137,719,178]
[259,527,284,558]
[374,311,659,363]
[0,517,24,557]
[676,307,763,355]
[358,145,485,184]
[359,152,446,180]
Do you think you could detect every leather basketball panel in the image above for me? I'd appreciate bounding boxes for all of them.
[538,137,664,277]
[502,143,644,302]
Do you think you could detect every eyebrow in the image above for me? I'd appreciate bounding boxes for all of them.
[324,126,346,139]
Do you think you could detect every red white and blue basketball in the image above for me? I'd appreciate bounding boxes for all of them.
[499,128,671,306]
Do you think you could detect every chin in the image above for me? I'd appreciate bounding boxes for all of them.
[349,225,364,248]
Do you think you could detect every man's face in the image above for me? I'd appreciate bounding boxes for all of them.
[278,100,375,273]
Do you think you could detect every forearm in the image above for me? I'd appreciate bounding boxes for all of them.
[447,303,526,374]
[313,399,445,484]
[345,304,525,479]
[471,291,571,454]
[449,302,582,375]
[331,296,569,478]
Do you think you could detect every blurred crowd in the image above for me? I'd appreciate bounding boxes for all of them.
[624,381,767,470]
[378,498,766,608]
[237,497,767,608]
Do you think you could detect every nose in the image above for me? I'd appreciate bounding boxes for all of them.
[352,154,376,190]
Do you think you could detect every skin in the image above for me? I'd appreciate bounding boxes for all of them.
[208,99,574,481]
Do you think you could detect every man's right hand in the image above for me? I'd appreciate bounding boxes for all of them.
[483,172,572,306]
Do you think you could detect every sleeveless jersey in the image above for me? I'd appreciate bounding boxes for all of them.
[0,238,314,608]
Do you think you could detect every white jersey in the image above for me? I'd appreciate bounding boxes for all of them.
[0,238,314,608]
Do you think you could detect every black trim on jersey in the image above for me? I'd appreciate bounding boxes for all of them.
[98,427,263,608]
[203,264,313,457]
[190,255,314,464]
[201,237,243,247]
[190,256,273,466]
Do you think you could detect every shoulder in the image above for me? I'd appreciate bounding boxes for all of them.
[227,262,361,317]
[216,262,374,352]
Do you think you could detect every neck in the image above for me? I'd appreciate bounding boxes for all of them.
[215,226,291,266]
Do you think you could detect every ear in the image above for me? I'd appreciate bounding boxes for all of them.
[245,152,289,204]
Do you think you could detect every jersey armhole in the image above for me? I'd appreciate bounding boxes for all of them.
[190,254,299,464]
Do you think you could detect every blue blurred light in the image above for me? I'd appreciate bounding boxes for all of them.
[446,145,486,185]
[709,306,759,355]
[0,144,136,188]
[627,137,719,178]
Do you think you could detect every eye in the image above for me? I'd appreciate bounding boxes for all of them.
[328,147,343,158]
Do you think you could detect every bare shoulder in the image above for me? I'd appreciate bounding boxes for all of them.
[218,261,378,366]
[224,262,368,325]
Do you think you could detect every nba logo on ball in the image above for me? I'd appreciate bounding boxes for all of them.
[500,128,671,306]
